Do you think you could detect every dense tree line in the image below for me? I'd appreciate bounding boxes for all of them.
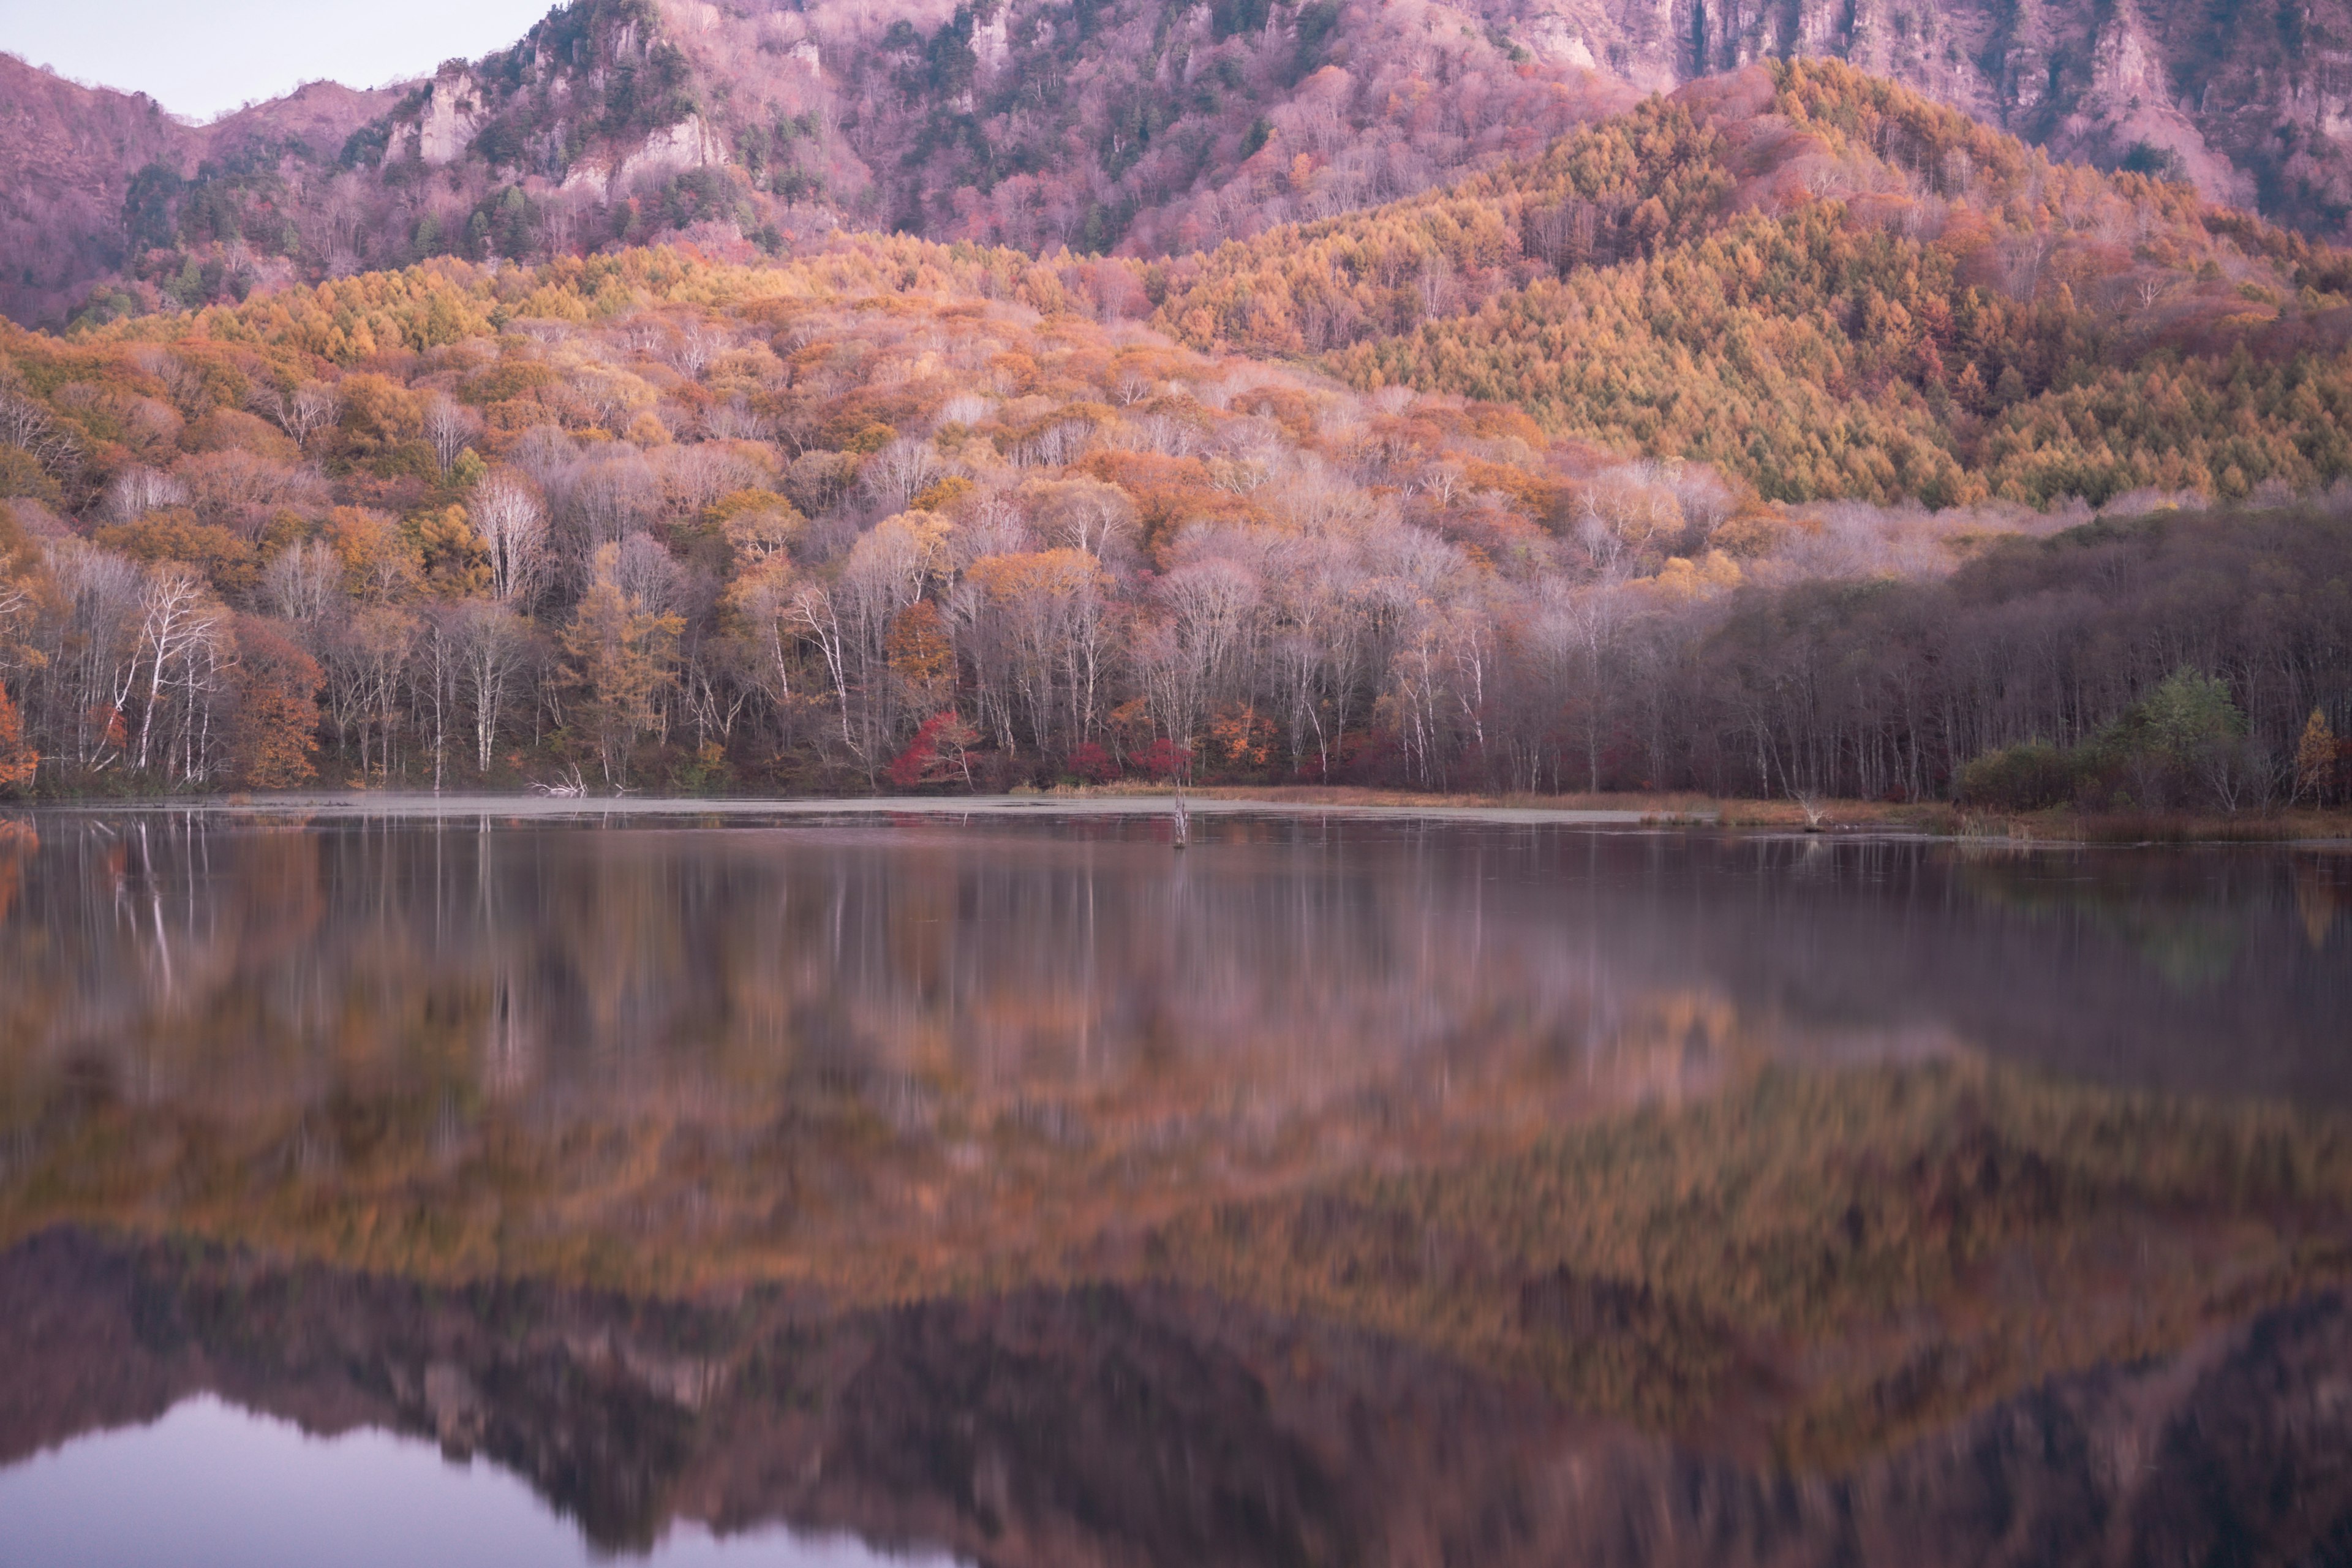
[1649,508,2352,810]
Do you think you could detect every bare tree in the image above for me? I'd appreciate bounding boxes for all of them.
[0,382,80,480]
[423,392,484,473]
[469,472,550,608]
[449,601,536,774]
[785,581,854,753]
[665,317,726,379]
[1141,557,1263,771]
[1025,477,1138,560]
[861,437,945,513]
[256,380,342,450]
[35,540,146,767]
[552,443,659,573]
[261,538,344,627]
[129,565,227,775]
[102,467,191,523]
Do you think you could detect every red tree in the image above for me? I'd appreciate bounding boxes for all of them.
[888,710,982,791]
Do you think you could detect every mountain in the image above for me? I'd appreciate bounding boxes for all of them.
[3,0,1633,328]
[0,53,401,326]
[1514,0,2352,231]
[5,0,2351,330]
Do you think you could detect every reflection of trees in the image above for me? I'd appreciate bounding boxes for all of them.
[4,816,1760,1124]
[3,821,2351,1564]
[0,816,1773,1289]
[2299,864,2345,951]
[0,818,2346,1291]
[1679,837,2351,1098]
[1954,852,2264,990]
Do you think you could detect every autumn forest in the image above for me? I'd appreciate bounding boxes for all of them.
[1,53,2350,809]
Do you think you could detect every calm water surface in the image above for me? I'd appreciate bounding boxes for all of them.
[0,805,2347,1566]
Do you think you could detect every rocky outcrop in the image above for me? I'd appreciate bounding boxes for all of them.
[1521,0,2348,229]
[6,1227,2352,1567]
[565,113,730,196]
[410,72,486,167]
[0,0,2346,329]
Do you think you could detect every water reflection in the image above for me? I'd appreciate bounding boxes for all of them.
[0,809,2349,1565]
[4,1228,2350,1568]
[3,812,2345,1117]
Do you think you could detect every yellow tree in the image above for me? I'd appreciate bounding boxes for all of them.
[564,543,682,788]
[2296,708,2339,806]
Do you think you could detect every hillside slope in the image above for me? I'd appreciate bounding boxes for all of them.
[1523,0,2352,233]
[1155,60,2352,507]
[1,208,2347,803]
[0,55,402,327]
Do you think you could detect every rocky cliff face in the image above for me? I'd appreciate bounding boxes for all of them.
[1521,0,2352,230]
[0,0,2346,328]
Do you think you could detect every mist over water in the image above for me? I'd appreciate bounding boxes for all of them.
[1,809,2348,1565]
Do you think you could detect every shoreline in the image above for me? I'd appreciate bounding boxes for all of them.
[12,790,1668,829]
[8,786,2352,845]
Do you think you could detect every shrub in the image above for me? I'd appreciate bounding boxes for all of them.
[1955,741,2078,812]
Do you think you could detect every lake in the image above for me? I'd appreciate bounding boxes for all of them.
[1,802,2348,1566]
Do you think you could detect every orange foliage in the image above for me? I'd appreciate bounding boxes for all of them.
[0,685,34,793]
[228,617,322,789]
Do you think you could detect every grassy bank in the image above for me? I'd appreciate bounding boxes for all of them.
[1049,782,2352,842]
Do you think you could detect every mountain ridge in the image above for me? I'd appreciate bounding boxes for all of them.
[3,0,2350,330]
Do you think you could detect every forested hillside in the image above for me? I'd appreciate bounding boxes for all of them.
[1156,61,2352,508]
[0,53,399,326]
[1,186,2346,805]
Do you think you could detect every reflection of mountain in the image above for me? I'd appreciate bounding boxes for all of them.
[5,813,2352,1551]
[6,1226,2352,1568]
[9,1038,2352,1469]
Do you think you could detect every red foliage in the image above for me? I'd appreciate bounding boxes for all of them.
[888,710,982,791]
[1066,741,1120,783]
[1131,737,1190,782]
[228,616,323,789]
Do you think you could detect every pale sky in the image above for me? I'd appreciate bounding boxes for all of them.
[0,0,562,121]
